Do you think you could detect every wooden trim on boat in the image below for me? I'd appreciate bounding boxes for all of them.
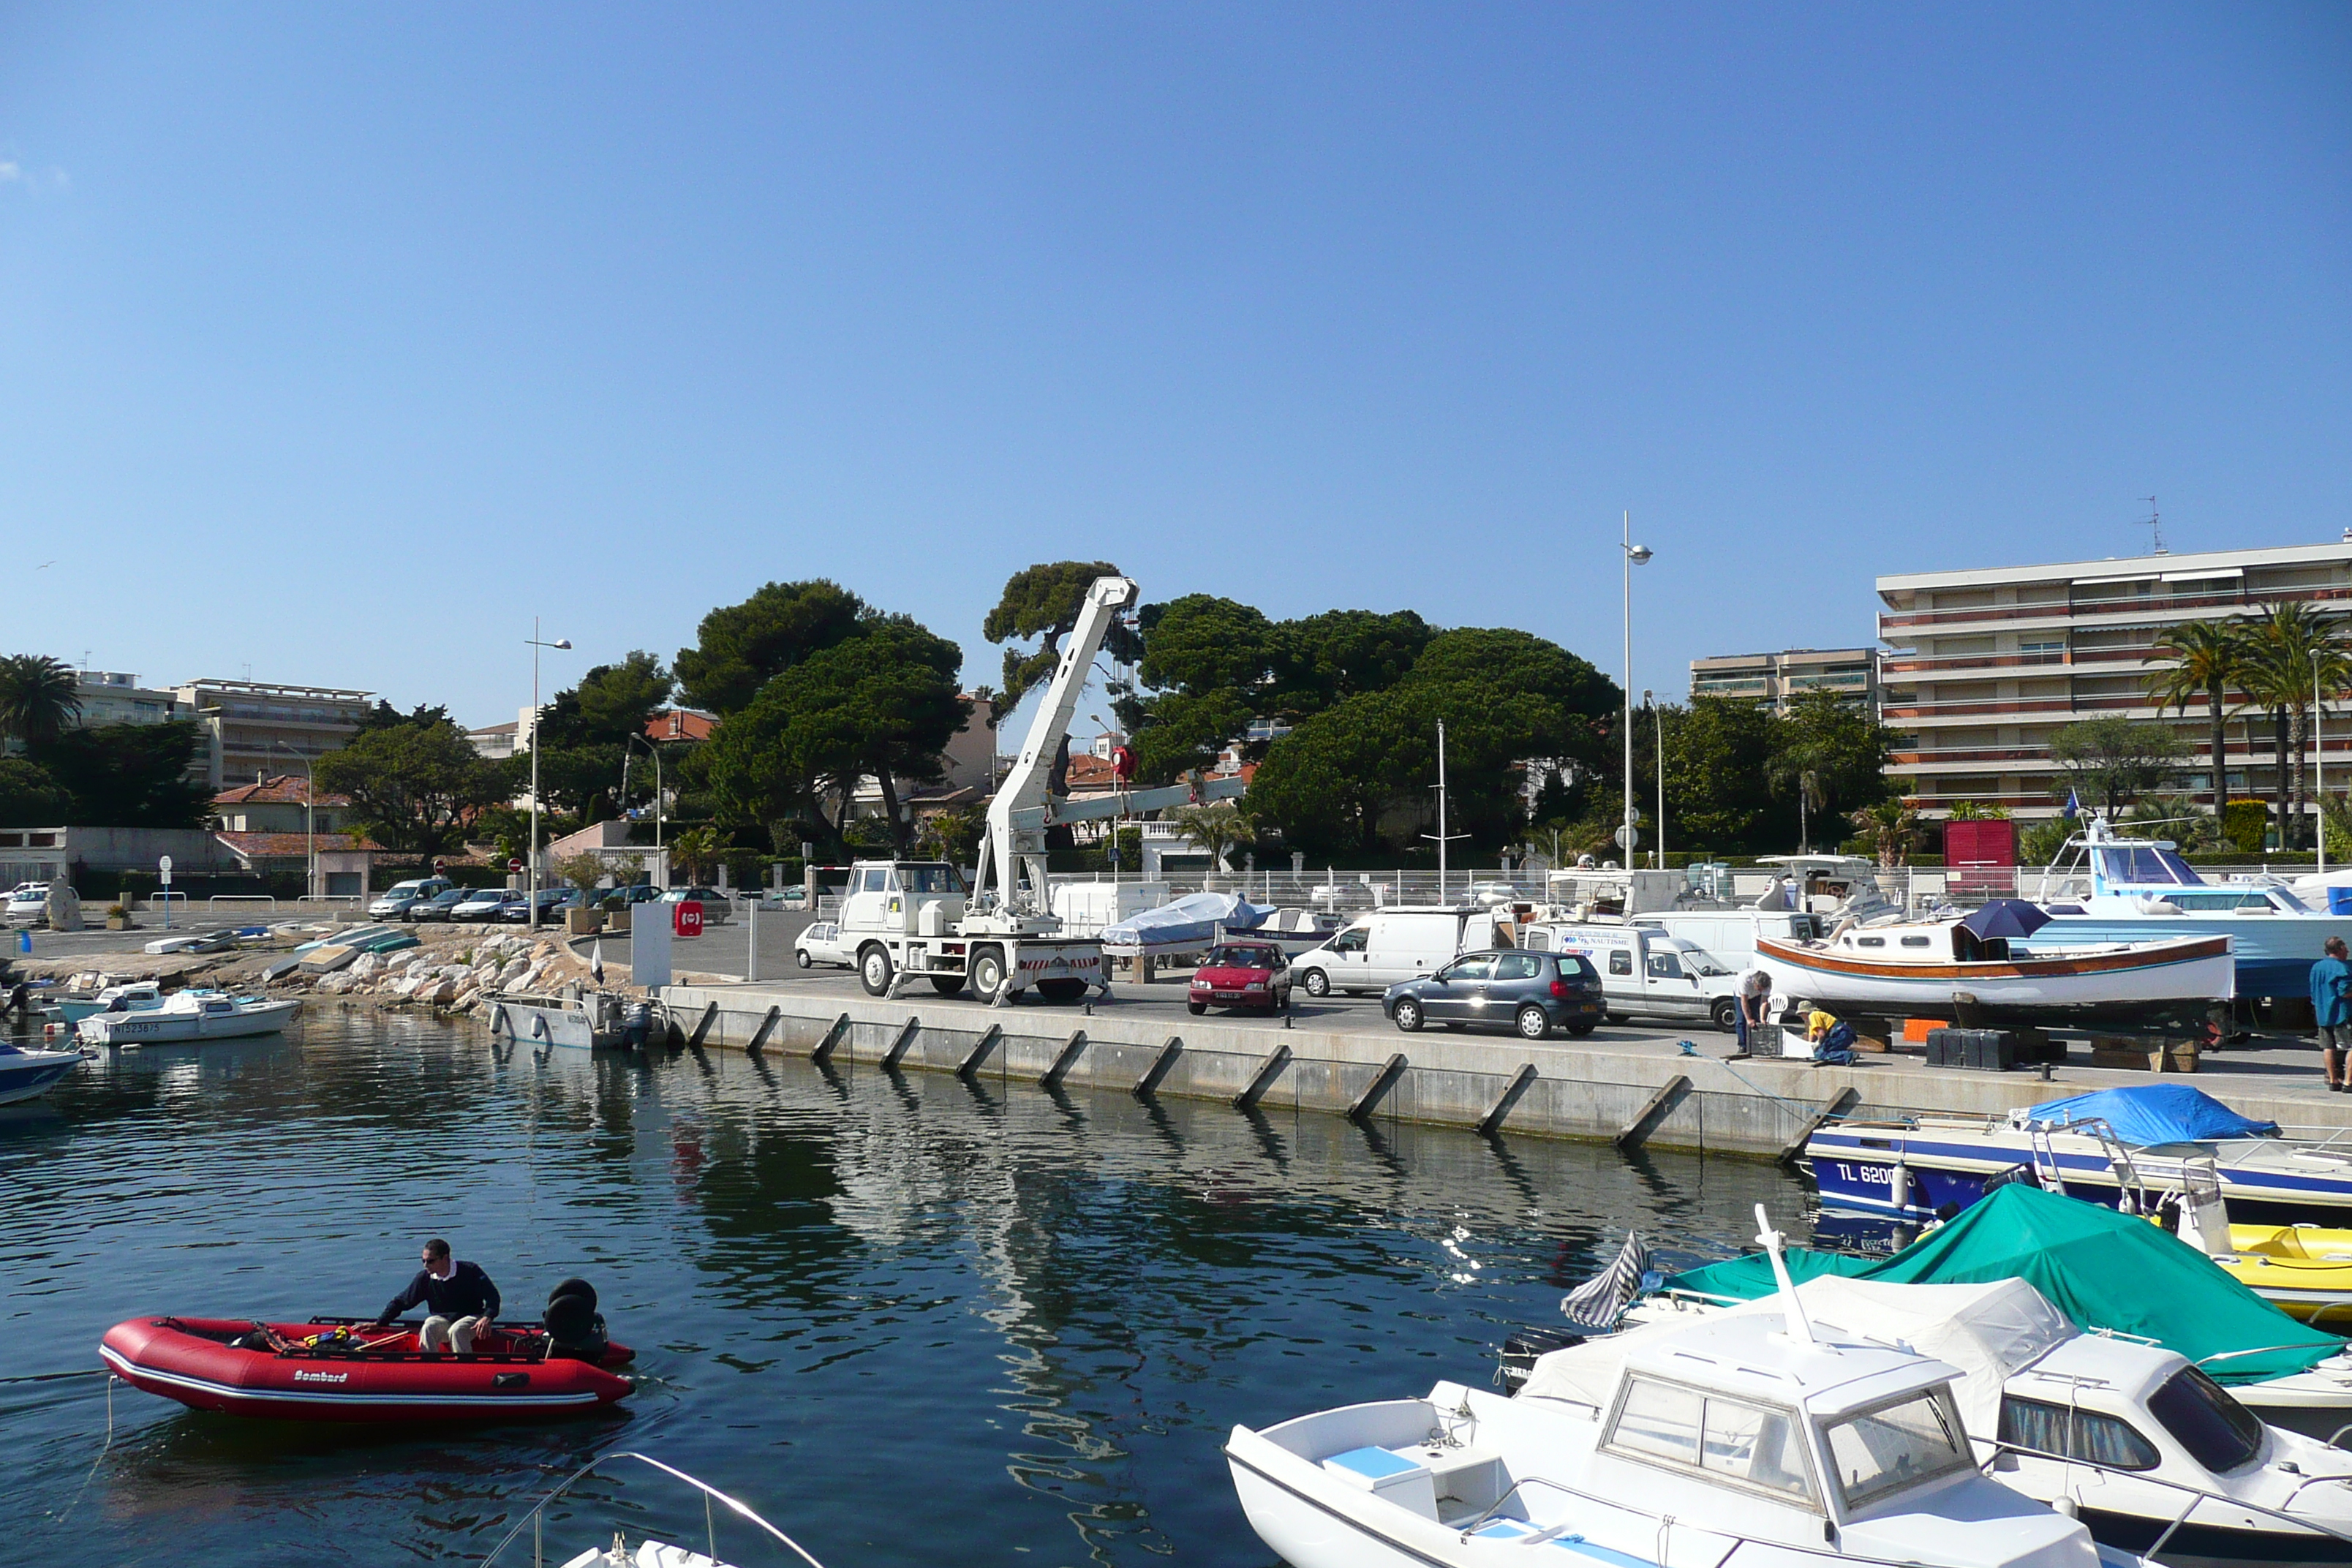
[1754,934,2230,982]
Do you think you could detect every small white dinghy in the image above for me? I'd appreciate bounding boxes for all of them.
[75,990,300,1047]
[1228,1207,2148,1568]
[483,1452,827,1568]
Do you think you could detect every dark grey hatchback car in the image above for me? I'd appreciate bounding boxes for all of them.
[1382,949,1605,1040]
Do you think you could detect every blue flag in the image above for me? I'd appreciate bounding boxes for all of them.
[2062,788,2081,819]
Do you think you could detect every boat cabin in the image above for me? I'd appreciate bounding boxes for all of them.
[2038,822,2310,915]
[1828,921,2016,964]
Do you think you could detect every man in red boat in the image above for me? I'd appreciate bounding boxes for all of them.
[374,1237,502,1353]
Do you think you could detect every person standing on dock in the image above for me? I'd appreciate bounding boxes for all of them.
[375,1238,501,1352]
[2313,938,2352,1093]
[1730,969,1772,1059]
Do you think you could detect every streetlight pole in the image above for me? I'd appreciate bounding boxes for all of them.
[627,733,664,849]
[1645,690,1665,871]
[272,740,314,900]
[1621,512,1652,868]
[2318,648,2329,877]
[526,619,573,931]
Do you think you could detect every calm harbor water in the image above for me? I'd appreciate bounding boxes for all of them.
[4,1011,1809,1566]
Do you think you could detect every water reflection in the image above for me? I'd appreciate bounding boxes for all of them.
[5,1015,1809,1566]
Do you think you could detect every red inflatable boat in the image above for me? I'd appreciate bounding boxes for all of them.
[99,1315,635,1422]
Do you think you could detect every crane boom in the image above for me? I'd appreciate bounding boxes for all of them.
[970,575,1139,921]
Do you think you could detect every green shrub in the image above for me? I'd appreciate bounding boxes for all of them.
[2221,799,2269,857]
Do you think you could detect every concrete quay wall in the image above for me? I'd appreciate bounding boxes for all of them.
[657,986,2352,1158]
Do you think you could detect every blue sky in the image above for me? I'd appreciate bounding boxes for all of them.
[2,3,2347,731]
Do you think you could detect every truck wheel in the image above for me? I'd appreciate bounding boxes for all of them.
[1711,998,1737,1032]
[969,948,1006,1003]
[1605,1011,1629,1025]
[1517,1006,1552,1041]
[859,946,894,997]
[931,975,965,997]
[1037,978,1088,1003]
[1301,968,1330,998]
[1567,1021,1597,1038]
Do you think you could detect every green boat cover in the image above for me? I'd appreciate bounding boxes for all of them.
[1666,1185,2343,1384]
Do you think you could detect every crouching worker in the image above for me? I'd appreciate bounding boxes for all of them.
[377,1237,500,1353]
[1806,1009,1858,1067]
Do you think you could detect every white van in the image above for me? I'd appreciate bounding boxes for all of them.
[1292,906,1507,997]
[1629,911,1823,971]
[1522,921,1741,1029]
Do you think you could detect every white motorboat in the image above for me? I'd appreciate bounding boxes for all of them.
[1227,1208,2144,1568]
[480,1451,826,1568]
[2035,817,2352,1000]
[0,1039,83,1104]
[76,990,301,1047]
[1575,1275,2352,1562]
[1756,899,2232,1037]
[50,980,165,1025]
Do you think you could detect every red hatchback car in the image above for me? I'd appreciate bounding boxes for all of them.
[1188,941,1292,1015]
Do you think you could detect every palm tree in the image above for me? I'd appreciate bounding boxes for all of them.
[1857,797,1921,869]
[0,654,81,757]
[2239,603,2345,849]
[2146,619,2244,814]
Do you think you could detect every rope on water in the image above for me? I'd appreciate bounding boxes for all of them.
[0,1368,110,1386]
[56,1373,115,1526]
[1697,1047,1846,1117]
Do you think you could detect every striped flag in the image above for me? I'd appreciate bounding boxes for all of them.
[1561,1232,1654,1327]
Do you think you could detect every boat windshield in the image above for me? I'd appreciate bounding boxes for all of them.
[2094,844,2202,888]
[1822,1389,1971,1509]
[2146,1365,2264,1474]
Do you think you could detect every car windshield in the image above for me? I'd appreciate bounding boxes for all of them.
[1823,1390,1970,1507]
[1683,947,1733,976]
[1205,946,1278,969]
[2148,1366,2264,1473]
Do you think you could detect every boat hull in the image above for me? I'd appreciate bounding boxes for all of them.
[78,998,301,1047]
[1755,935,2231,1036]
[0,1048,80,1105]
[99,1316,633,1422]
[2037,914,2352,1001]
[1806,1124,2352,1227]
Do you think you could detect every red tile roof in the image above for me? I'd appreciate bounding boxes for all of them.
[211,775,351,807]
[647,709,716,742]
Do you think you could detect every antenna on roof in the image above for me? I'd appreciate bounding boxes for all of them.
[1754,1204,1828,1350]
[2141,497,2166,555]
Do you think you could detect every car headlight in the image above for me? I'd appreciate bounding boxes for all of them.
[1244,980,1267,990]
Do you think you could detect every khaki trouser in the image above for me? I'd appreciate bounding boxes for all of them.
[420,1313,485,1353]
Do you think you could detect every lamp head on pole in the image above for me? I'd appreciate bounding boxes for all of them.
[1625,543,1653,566]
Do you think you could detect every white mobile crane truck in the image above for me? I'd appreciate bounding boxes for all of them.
[833,574,1245,1005]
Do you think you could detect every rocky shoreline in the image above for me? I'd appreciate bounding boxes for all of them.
[20,924,730,1021]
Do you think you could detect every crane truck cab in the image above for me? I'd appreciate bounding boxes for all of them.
[834,858,1101,1003]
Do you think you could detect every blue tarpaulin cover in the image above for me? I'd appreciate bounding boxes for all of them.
[1101,891,1272,948]
[2023,1084,2279,1145]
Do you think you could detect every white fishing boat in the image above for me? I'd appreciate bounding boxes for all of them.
[1227,1207,2144,1568]
[49,980,165,1025]
[1564,1275,2352,1563]
[0,1039,84,1104]
[1755,899,2231,1037]
[76,990,301,1047]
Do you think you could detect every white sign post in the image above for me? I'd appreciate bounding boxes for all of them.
[158,855,173,929]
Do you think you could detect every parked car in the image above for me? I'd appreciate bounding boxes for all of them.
[4,882,49,924]
[405,886,477,922]
[369,877,455,921]
[1521,921,1742,1030]
[598,883,665,911]
[1188,941,1292,1016]
[794,921,852,969]
[1289,905,1509,998]
[777,886,808,910]
[450,888,519,923]
[1382,949,1605,1040]
[657,887,734,924]
[505,887,582,923]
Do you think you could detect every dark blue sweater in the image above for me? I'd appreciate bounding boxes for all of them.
[377,1260,501,1322]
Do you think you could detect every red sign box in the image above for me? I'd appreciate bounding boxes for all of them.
[673,901,704,939]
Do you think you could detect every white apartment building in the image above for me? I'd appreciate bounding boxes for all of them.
[173,678,374,791]
[1689,648,1878,712]
[1877,537,2352,819]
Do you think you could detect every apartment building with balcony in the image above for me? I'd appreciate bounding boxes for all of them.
[1689,648,1878,712]
[172,678,374,791]
[1877,538,2352,818]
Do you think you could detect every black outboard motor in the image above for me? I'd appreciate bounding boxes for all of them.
[543,1278,609,1362]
